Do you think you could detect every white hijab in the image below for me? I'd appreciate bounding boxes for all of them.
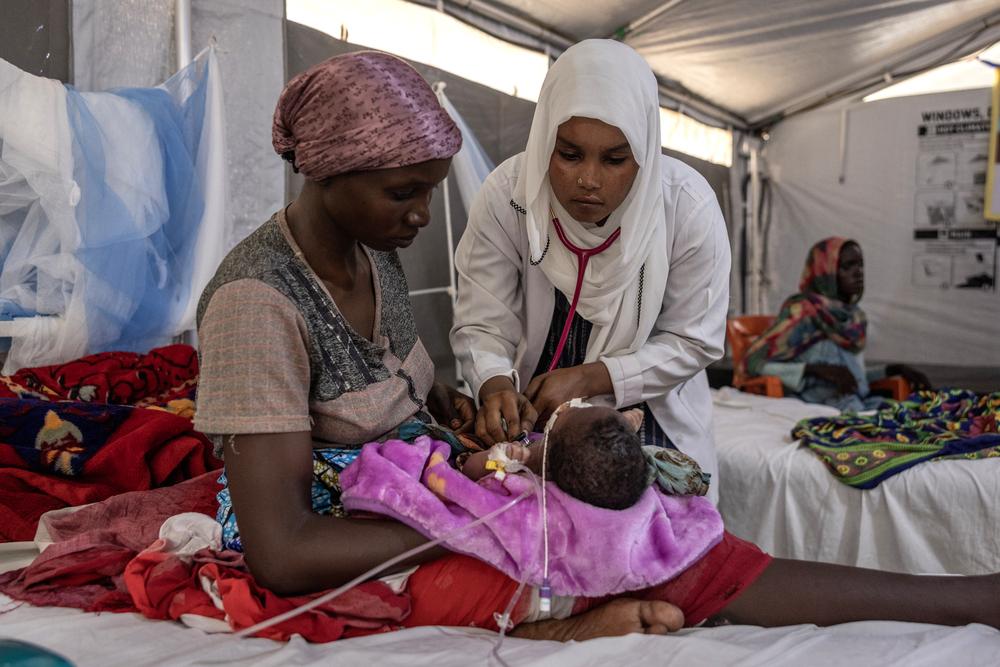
[514,39,668,363]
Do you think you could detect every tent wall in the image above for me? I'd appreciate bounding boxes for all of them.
[71,0,286,252]
[762,88,999,375]
[0,0,71,83]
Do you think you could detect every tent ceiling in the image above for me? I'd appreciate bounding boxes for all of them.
[439,0,1000,129]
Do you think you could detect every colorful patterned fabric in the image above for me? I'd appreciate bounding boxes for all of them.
[217,447,361,552]
[792,389,1000,489]
[0,404,218,542]
[741,237,867,378]
[0,345,218,542]
[0,344,198,416]
[0,399,133,477]
[272,51,461,181]
[216,420,472,552]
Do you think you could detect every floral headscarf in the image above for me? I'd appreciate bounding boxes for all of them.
[740,237,867,378]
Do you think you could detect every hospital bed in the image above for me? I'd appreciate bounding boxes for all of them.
[2,590,999,666]
[1,392,999,664]
[713,387,1000,575]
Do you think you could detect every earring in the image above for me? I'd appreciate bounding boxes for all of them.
[577,177,583,185]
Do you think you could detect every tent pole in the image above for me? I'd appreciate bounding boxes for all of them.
[748,143,762,315]
[432,82,463,387]
[175,0,192,70]
[619,0,686,39]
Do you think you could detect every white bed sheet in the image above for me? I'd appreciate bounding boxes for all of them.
[1,594,998,667]
[3,391,1000,664]
[713,387,1000,575]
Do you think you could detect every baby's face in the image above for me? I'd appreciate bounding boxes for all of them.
[549,404,643,439]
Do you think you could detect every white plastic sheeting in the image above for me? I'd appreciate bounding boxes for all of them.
[436,89,495,214]
[761,88,999,367]
[0,49,226,371]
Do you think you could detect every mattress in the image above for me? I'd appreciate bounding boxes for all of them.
[1,593,998,667]
[713,387,1000,575]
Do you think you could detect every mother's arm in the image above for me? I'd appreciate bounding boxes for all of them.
[224,431,446,596]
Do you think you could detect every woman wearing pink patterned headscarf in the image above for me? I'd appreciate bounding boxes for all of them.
[193,50,489,608]
[271,50,462,180]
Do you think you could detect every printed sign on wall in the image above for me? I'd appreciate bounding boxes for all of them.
[912,103,998,290]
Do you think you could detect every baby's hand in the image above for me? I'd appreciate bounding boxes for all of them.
[459,441,532,481]
[503,442,532,464]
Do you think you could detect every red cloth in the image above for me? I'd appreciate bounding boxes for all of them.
[0,344,217,542]
[0,344,198,407]
[402,533,772,630]
[0,473,409,641]
[573,532,773,626]
[125,548,409,642]
[403,553,529,631]
[0,406,219,542]
[0,473,221,610]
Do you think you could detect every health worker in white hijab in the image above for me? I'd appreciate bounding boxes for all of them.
[451,39,731,502]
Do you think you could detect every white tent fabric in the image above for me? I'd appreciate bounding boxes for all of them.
[762,87,999,367]
[431,0,1000,128]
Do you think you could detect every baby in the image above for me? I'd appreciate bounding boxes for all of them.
[458,402,707,508]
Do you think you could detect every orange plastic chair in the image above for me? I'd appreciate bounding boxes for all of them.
[727,316,783,397]
[726,315,911,400]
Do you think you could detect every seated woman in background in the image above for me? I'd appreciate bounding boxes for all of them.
[740,237,929,412]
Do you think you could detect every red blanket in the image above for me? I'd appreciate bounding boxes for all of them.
[0,344,198,410]
[0,473,409,641]
[0,345,219,541]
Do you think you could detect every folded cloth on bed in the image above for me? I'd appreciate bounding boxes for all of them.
[340,437,724,597]
[0,473,221,610]
[0,344,198,415]
[125,513,409,642]
[0,473,411,642]
[0,399,219,541]
[792,389,1000,489]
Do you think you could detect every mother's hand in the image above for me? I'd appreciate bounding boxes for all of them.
[476,376,538,446]
[525,362,614,423]
[427,382,476,433]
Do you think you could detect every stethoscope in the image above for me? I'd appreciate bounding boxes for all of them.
[545,210,621,372]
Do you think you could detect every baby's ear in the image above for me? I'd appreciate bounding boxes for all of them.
[623,408,644,433]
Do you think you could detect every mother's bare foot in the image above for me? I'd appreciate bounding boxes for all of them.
[510,598,684,642]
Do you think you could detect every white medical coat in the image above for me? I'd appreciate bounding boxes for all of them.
[451,153,731,503]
